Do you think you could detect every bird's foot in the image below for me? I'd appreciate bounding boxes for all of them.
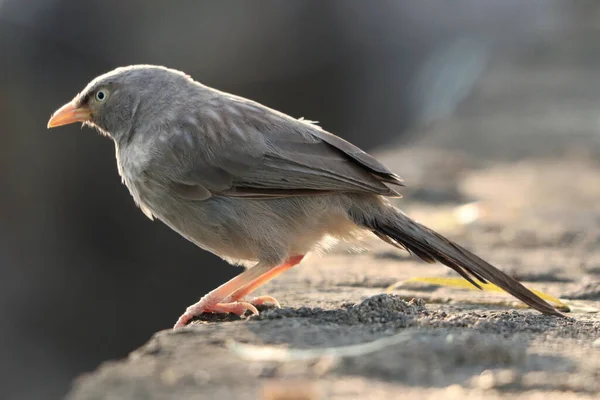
[172,295,281,329]
[173,300,258,329]
[247,295,280,308]
[173,256,303,329]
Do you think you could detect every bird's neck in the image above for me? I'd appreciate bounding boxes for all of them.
[112,94,142,147]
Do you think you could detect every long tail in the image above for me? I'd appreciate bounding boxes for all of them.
[351,204,564,317]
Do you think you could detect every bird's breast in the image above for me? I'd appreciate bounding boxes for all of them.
[115,142,163,220]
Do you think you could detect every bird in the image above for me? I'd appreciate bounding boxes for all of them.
[47,65,564,328]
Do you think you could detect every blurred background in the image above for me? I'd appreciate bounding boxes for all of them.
[1,1,600,399]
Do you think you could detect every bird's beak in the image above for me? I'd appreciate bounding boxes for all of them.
[47,101,91,129]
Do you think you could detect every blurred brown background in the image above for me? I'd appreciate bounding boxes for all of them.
[1,1,599,399]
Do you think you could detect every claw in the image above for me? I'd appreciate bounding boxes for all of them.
[215,301,259,316]
[249,295,281,308]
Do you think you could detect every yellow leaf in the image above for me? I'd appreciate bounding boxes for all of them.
[387,276,570,312]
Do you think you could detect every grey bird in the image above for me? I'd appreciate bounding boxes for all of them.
[47,65,563,328]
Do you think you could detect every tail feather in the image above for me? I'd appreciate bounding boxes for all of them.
[362,209,564,317]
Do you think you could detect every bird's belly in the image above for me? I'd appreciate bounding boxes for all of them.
[136,193,365,266]
[138,192,261,262]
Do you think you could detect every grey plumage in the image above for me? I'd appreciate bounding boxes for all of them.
[48,65,563,327]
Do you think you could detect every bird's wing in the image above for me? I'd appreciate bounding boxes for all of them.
[162,95,404,200]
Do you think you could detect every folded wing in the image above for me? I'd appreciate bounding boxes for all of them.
[161,95,404,200]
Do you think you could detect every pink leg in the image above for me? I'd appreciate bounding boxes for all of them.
[173,255,304,329]
[225,255,304,303]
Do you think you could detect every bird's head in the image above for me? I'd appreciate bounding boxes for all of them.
[47,65,193,141]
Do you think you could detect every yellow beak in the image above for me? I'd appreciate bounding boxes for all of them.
[47,101,91,128]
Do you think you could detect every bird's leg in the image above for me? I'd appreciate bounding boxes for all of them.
[173,255,304,329]
[173,261,274,328]
[224,255,304,306]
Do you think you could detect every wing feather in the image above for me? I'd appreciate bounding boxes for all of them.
[162,95,404,200]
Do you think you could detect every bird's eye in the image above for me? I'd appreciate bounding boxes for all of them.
[95,89,109,102]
